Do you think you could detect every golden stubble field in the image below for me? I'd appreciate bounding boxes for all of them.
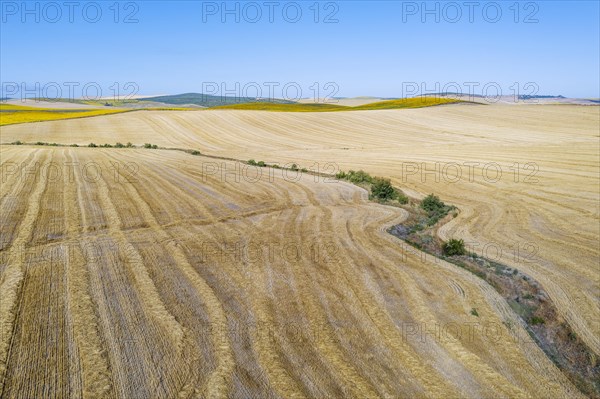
[0,103,598,397]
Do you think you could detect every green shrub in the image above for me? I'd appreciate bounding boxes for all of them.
[126,142,133,148]
[144,143,153,149]
[470,308,479,317]
[347,170,373,184]
[101,143,113,148]
[36,141,46,146]
[422,193,454,225]
[530,316,545,325]
[152,144,158,149]
[396,192,409,204]
[421,194,445,213]
[12,140,23,145]
[247,159,257,166]
[443,238,466,256]
[411,224,424,233]
[88,143,97,148]
[371,177,397,200]
[337,169,408,203]
[335,170,374,183]
[70,144,79,147]
[301,168,308,173]
[290,163,299,171]
[115,142,125,148]
[191,150,201,155]
[257,161,266,167]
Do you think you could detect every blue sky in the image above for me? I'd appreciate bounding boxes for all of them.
[1,1,599,99]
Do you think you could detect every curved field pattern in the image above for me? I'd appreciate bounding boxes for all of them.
[0,103,598,398]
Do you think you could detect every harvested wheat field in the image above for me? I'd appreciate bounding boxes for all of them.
[0,145,586,398]
[0,103,598,398]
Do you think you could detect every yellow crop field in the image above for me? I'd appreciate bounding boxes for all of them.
[0,104,130,126]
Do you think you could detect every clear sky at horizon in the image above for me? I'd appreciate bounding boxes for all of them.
[1,0,599,99]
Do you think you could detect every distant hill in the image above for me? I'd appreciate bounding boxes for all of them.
[210,102,347,112]
[351,97,464,110]
[298,97,400,107]
[518,95,565,100]
[138,93,295,107]
[422,93,598,105]
[211,97,464,112]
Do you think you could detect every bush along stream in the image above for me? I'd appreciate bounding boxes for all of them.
[382,190,600,398]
